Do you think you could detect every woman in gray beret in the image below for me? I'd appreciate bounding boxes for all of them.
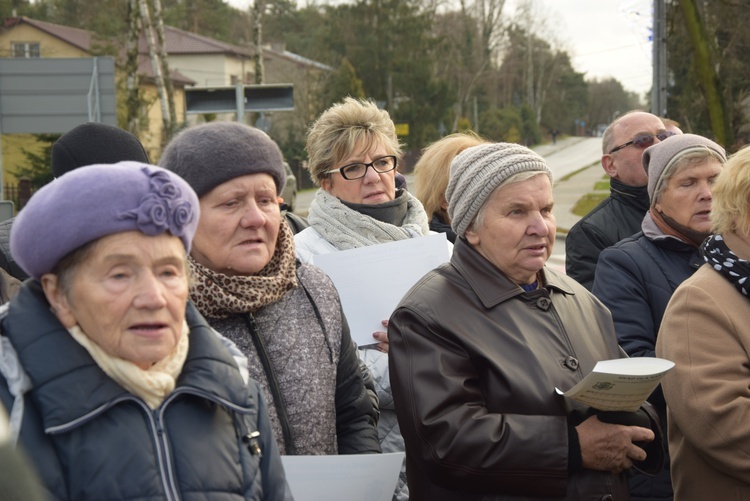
[388,142,665,500]
[159,121,381,458]
[0,162,291,500]
[592,133,726,500]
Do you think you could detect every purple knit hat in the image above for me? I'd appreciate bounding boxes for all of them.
[11,161,200,279]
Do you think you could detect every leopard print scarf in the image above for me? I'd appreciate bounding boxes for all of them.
[189,220,298,318]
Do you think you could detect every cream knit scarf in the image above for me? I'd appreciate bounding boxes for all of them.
[308,189,429,250]
[68,321,189,409]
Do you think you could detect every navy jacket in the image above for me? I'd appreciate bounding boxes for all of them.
[592,214,702,501]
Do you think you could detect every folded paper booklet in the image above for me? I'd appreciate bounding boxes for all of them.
[556,357,675,412]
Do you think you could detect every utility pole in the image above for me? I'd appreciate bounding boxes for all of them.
[651,0,667,117]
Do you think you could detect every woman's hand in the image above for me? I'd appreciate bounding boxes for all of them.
[373,320,389,353]
[576,414,655,473]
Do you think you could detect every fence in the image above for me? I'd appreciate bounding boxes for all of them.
[3,179,34,215]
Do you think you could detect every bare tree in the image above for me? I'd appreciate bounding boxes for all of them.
[151,0,177,129]
[438,0,506,131]
[513,0,564,124]
[125,0,142,135]
[253,0,265,84]
[139,0,172,147]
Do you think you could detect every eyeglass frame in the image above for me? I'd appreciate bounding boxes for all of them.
[608,130,677,154]
[324,155,398,180]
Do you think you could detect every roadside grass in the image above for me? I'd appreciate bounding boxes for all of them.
[572,193,608,216]
[572,175,610,216]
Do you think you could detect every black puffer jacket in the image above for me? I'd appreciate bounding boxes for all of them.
[0,281,292,501]
[565,179,649,290]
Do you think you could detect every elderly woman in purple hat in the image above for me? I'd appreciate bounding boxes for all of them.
[0,162,291,501]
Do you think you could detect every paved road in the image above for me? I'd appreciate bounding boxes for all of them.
[293,136,605,272]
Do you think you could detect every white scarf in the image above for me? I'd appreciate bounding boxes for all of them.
[68,322,189,409]
[308,189,429,250]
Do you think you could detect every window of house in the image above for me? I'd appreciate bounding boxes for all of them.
[11,42,40,58]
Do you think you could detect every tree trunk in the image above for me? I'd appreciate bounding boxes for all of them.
[253,0,264,84]
[125,0,142,135]
[151,0,177,131]
[139,0,172,148]
[677,0,731,146]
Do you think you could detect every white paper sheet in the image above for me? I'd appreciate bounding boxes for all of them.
[312,233,450,346]
[280,452,405,501]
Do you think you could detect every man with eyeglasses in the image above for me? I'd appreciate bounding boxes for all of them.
[565,111,678,290]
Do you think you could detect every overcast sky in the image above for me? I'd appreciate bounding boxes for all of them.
[225,0,654,98]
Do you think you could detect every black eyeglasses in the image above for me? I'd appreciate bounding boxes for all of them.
[609,131,677,154]
[325,155,398,180]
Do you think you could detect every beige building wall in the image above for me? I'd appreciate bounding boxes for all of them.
[0,25,88,58]
[139,84,188,162]
[168,53,252,87]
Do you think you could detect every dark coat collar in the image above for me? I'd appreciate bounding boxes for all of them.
[610,178,650,213]
[450,238,574,309]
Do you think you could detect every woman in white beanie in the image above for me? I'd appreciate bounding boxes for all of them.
[592,133,725,501]
[388,142,664,500]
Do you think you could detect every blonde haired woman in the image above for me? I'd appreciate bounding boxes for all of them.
[413,131,488,243]
[657,144,750,500]
[296,97,434,501]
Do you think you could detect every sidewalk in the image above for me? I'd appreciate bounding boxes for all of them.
[552,162,605,234]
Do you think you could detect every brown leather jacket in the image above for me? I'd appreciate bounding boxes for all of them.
[389,238,656,501]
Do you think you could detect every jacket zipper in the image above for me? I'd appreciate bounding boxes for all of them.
[46,389,256,500]
[154,405,180,501]
[46,396,179,501]
[244,313,296,454]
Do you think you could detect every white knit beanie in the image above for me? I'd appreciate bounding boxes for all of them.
[446,143,553,238]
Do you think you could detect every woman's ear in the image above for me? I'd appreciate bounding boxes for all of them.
[465,226,480,246]
[320,176,332,192]
[40,274,77,328]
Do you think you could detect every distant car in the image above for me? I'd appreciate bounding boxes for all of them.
[281,161,297,211]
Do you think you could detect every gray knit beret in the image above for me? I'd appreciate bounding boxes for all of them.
[11,162,199,279]
[159,121,286,197]
[643,133,726,205]
[446,143,553,238]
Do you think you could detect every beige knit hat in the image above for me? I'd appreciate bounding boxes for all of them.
[642,133,726,206]
[446,142,553,238]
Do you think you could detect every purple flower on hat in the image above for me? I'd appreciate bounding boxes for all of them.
[129,193,170,235]
[170,199,194,236]
[149,169,181,199]
[119,167,196,238]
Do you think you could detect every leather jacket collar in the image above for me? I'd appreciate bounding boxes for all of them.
[451,238,575,309]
